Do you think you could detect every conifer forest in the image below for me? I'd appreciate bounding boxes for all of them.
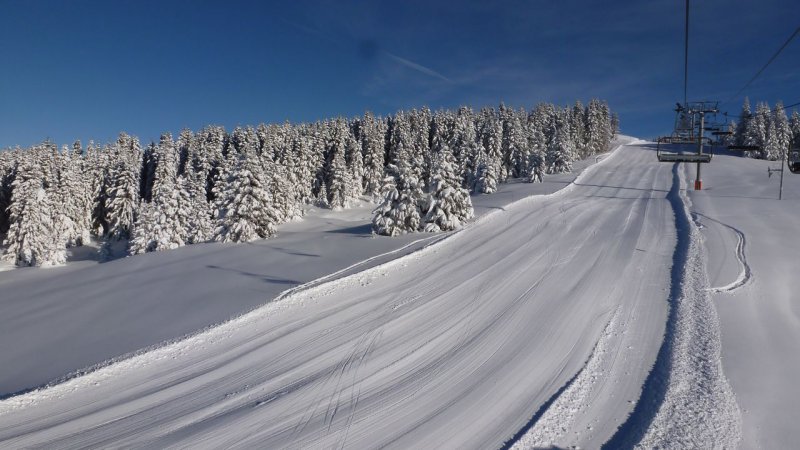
[0,101,616,267]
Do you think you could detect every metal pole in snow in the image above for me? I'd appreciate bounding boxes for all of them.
[779,145,785,200]
[695,111,704,190]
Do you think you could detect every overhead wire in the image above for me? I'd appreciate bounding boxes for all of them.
[724,100,800,119]
[684,0,689,105]
[723,25,800,106]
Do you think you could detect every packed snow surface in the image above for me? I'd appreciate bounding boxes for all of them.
[0,139,630,398]
[3,139,785,448]
[688,151,800,449]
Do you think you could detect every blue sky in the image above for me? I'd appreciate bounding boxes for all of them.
[1,0,798,148]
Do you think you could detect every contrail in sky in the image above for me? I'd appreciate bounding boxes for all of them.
[383,51,452,83]
[281,16,451,83]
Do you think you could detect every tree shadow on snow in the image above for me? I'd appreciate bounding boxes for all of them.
[268,246,320,258]
[205,264,298,285]
[325,223,373,236]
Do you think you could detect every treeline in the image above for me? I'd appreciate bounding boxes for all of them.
[0,100,616,267]
[731,98,800,160]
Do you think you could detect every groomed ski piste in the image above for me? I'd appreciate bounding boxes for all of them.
[1,139,799,448]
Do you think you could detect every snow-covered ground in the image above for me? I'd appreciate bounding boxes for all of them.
[687,150,800,449]
[0,137,635,398]
[2,138,794,448]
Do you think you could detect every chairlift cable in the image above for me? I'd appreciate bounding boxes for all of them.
[723,25,800,106]
[724,99,800,119]
[684,0,689,105]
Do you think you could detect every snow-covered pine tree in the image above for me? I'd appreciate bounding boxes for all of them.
[430,109,455,160]
[88,142,114,236]
[52,145,88,246]
[473,153,498,194]
[176,128,194,176]
[139,141,157,202]
[68,143,95,243]
[151,133,179,202]
[790,110,800,147]
[524,112,547,182]
[127,202,156,254]
[128,175,192,254]
[344,121,364,202]
[102,133,142,241]
[0,151,16,239]
[387,112,413,172]
[571,100,588,158]
[212,152,280,243]
[43,146,78,248]
[266,142,303,222]
[764,120,781,162]
[723,121,737,147]
[546,112,575,174]
[307,123,329,207]
[746,103,770,157]
[277,126,306,220]
[772,102,792,161]
[196,125,227,204]
[452,107,480,190]
[409,107,432,189]
[502,108,528,178]
[324,119,356,209]
[360,111,387,199]
[229,126,260,160]
[585,99,609,156]
[533,103,557,149]
[499,103,514,177]
[423,115,474,232]
[185,168,213,244]
[734,97,752,147]
[371,169,401,236]
[371,161,423,235]
[598,101,613,152]
[478,107,505,182]
[2,155,66,266]
[105,157,140,240]
[290,124,317,205]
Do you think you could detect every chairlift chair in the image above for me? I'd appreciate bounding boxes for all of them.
[789,149,800,174]
[657,137,713,163]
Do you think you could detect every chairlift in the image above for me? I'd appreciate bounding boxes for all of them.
[656,101,719,164]
[789,148,800,174]
[657,136,713,163]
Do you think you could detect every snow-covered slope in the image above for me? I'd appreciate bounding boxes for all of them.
[0,137,635,398]
[0,140,697,448]
[2,139,777,448]
[687,151,800,449]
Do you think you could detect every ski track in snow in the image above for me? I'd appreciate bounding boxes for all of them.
[634,168,741,448]
[603,162,742,449]
[0,141,739,448]
[509,307,621,449]
[693,212,752,294]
